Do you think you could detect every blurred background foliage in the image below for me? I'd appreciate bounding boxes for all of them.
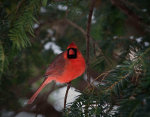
[0,0,150,117]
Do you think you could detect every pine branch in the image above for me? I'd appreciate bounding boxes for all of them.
[65,47,150,116]
[9,0,41,49]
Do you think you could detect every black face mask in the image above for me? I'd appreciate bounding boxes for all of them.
[67,48,77,59]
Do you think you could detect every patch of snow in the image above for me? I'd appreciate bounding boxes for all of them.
[57,5,68,11]
[47,29,54,35]
[142,9,147,12]
[40,7,46,13]
[86,9,96,24]
[51,37,56,41]
[44,42,62,54]
[92,14,96,24]
[15,112,44,117]
[144,42,149,47]
[48,4,52,7]
[136,37,143,43]
[113,36,118,39]
[91,78,99,86]
[33,24,39,29]
[49,86,81,111]
[116,65,121,68]
[91,9,96,24]
[129,36,134,40]
[83,74,99,86]
[109,105,119,115]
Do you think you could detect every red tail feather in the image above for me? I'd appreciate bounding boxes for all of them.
[28,79,51,104]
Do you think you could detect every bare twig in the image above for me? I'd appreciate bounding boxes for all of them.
[65,19,105,56]
[86,0,96,83]
[65,19,86,35]
[92,70,112,84]
[64,82,71,109]
[85,70,112,91]
[34,18,106,59]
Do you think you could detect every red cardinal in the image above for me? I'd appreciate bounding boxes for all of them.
[28,42,86,104]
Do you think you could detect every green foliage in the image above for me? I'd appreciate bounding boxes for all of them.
[0,6,9,78]
[9,0,41,49]
[1,0,150,116]
[65,47,150,117]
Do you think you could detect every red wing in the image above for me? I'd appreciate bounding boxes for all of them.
[45,52,66,77]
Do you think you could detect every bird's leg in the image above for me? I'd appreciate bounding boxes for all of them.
[64,81,71,109]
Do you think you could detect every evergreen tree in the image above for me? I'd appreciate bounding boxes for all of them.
[0,0,150,117]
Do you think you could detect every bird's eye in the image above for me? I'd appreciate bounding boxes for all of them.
[67,48,77,59]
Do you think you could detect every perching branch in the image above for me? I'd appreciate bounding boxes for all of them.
[64,82,71,109]
[86,0,96,83]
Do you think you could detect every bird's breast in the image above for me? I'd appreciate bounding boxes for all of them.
[56,57,86,83]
